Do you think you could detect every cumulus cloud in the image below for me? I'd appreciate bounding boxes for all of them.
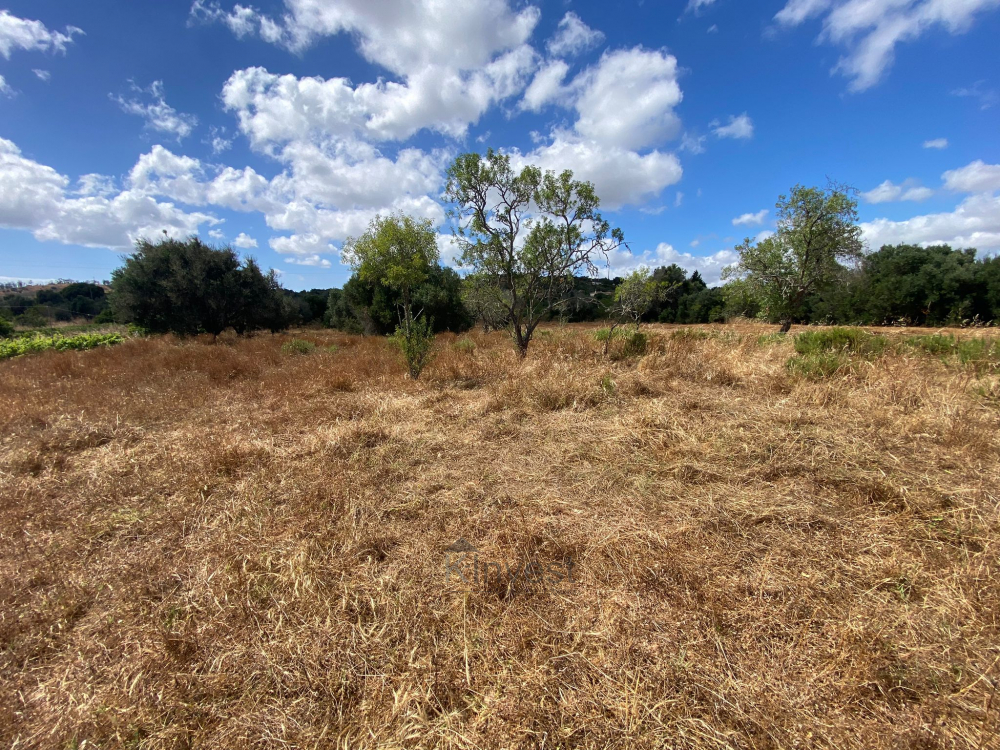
[0,10,83,59]
[515,133,682,210]
[773,0,1000,92]
[571,48,682,151]
[191,0,539,74]
[862,193,1000,252]
[112,81,198,141]
[0,137,218,249]
[232,232,257,248]
[546,12,604,58]
[732,209,768,226]
[942,160,1000,193]
[923,138,948,149]
[712,113,753,139]
[520,60,570,112]
[608,242,738,286]
[861,179,933,204]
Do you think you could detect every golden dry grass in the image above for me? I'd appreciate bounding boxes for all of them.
[1,323,998,749]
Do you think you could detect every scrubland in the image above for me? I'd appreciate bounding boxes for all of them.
[1,323,998,749]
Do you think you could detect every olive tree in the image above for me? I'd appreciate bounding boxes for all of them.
[723,183,863,333]
[445,149,625,357]
[341,213,439,378]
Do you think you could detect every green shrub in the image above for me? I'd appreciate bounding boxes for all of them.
[0,332,124,360]
[453,338,476,354]
[756,332,787,346]
[282,339,316,355]
[614,330,648,359]
[793,328,888,357]
[786,352,848,379]
[902,334,1000,370]
[390,316,435,379]
[0,317,13,338]
[904,333,956,356]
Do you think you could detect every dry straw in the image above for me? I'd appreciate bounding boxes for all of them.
[0,324,998,748]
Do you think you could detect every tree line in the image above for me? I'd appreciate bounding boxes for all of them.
[13,150,996,372]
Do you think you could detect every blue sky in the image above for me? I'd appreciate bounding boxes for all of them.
[1,0,998,290]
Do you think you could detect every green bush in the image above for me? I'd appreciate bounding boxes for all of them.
[0,317,13,338]
[390,316,435,379]
[453,338,476,354]
[282,339,316,355]
[902,333,1000,370]
[786,352,848,379]
[614,330,648,359]
[793,328,888,357]
[0,332,124,360]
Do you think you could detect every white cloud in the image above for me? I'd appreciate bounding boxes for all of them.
[773,0,1000,92]
[952,81,999,110]
[112,81,198,141]
[520,60,570,112]
[862,193,1000,251]
[861,179,933,203]
[571,48,682,151]
[608,242,738,286]
[707,24,719,33]
[0,137,218,249]
[0,10,83,59]
[732,209,768,226]
[209,228,226,240]
[685,0,719,13]
[942,160,1000,193]
[923,138,948,149]
[221,56,536,144]
[516,133,682,210]
[232,232,257,248]
[32,69,50,82]
[680,132,707,154]
[207,125,233,154]
[675,192,684,208]
[546,12,604,58]
[192,0,539,75]
[712,113,753,139]
[0,75,10,96]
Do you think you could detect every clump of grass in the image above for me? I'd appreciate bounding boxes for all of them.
[0,332,124,360]
[281,339,316,355]
[452,337,476,354]
[794,327,888,357]
[903,333,1000,371]
[671,328,713,341]
[786,351,848,379]
[756,332,787,346]
[613,330,648,359]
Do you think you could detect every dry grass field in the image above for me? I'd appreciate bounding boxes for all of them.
[1,323,998,749]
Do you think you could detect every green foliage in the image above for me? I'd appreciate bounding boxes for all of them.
[110,236,292,336]
[793,328,888,357]
[452,338,476,354]
[327,265,471,336]
[757,332,788,346]
[93,307,116,324]
[0,332,124,360]
[786,352,848,379]
[724,183,863,330]
[16,306,50,328]
[446,149,624,356]
[282,339,317,355]
[390,315,436,379]
[0,317,13,338]
[614,330,648,359]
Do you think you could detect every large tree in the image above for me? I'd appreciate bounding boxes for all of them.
[445,149,625,357]
[724,183,863,333]
[110,237,292,335]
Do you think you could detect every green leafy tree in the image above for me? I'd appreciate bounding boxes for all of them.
[724,183,863,333]
[110,236,292,336]
[341,213,441,378]
[604,268,660,356]
[445,149,625,357]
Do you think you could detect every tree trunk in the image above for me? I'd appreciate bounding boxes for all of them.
[779,319,792,334]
